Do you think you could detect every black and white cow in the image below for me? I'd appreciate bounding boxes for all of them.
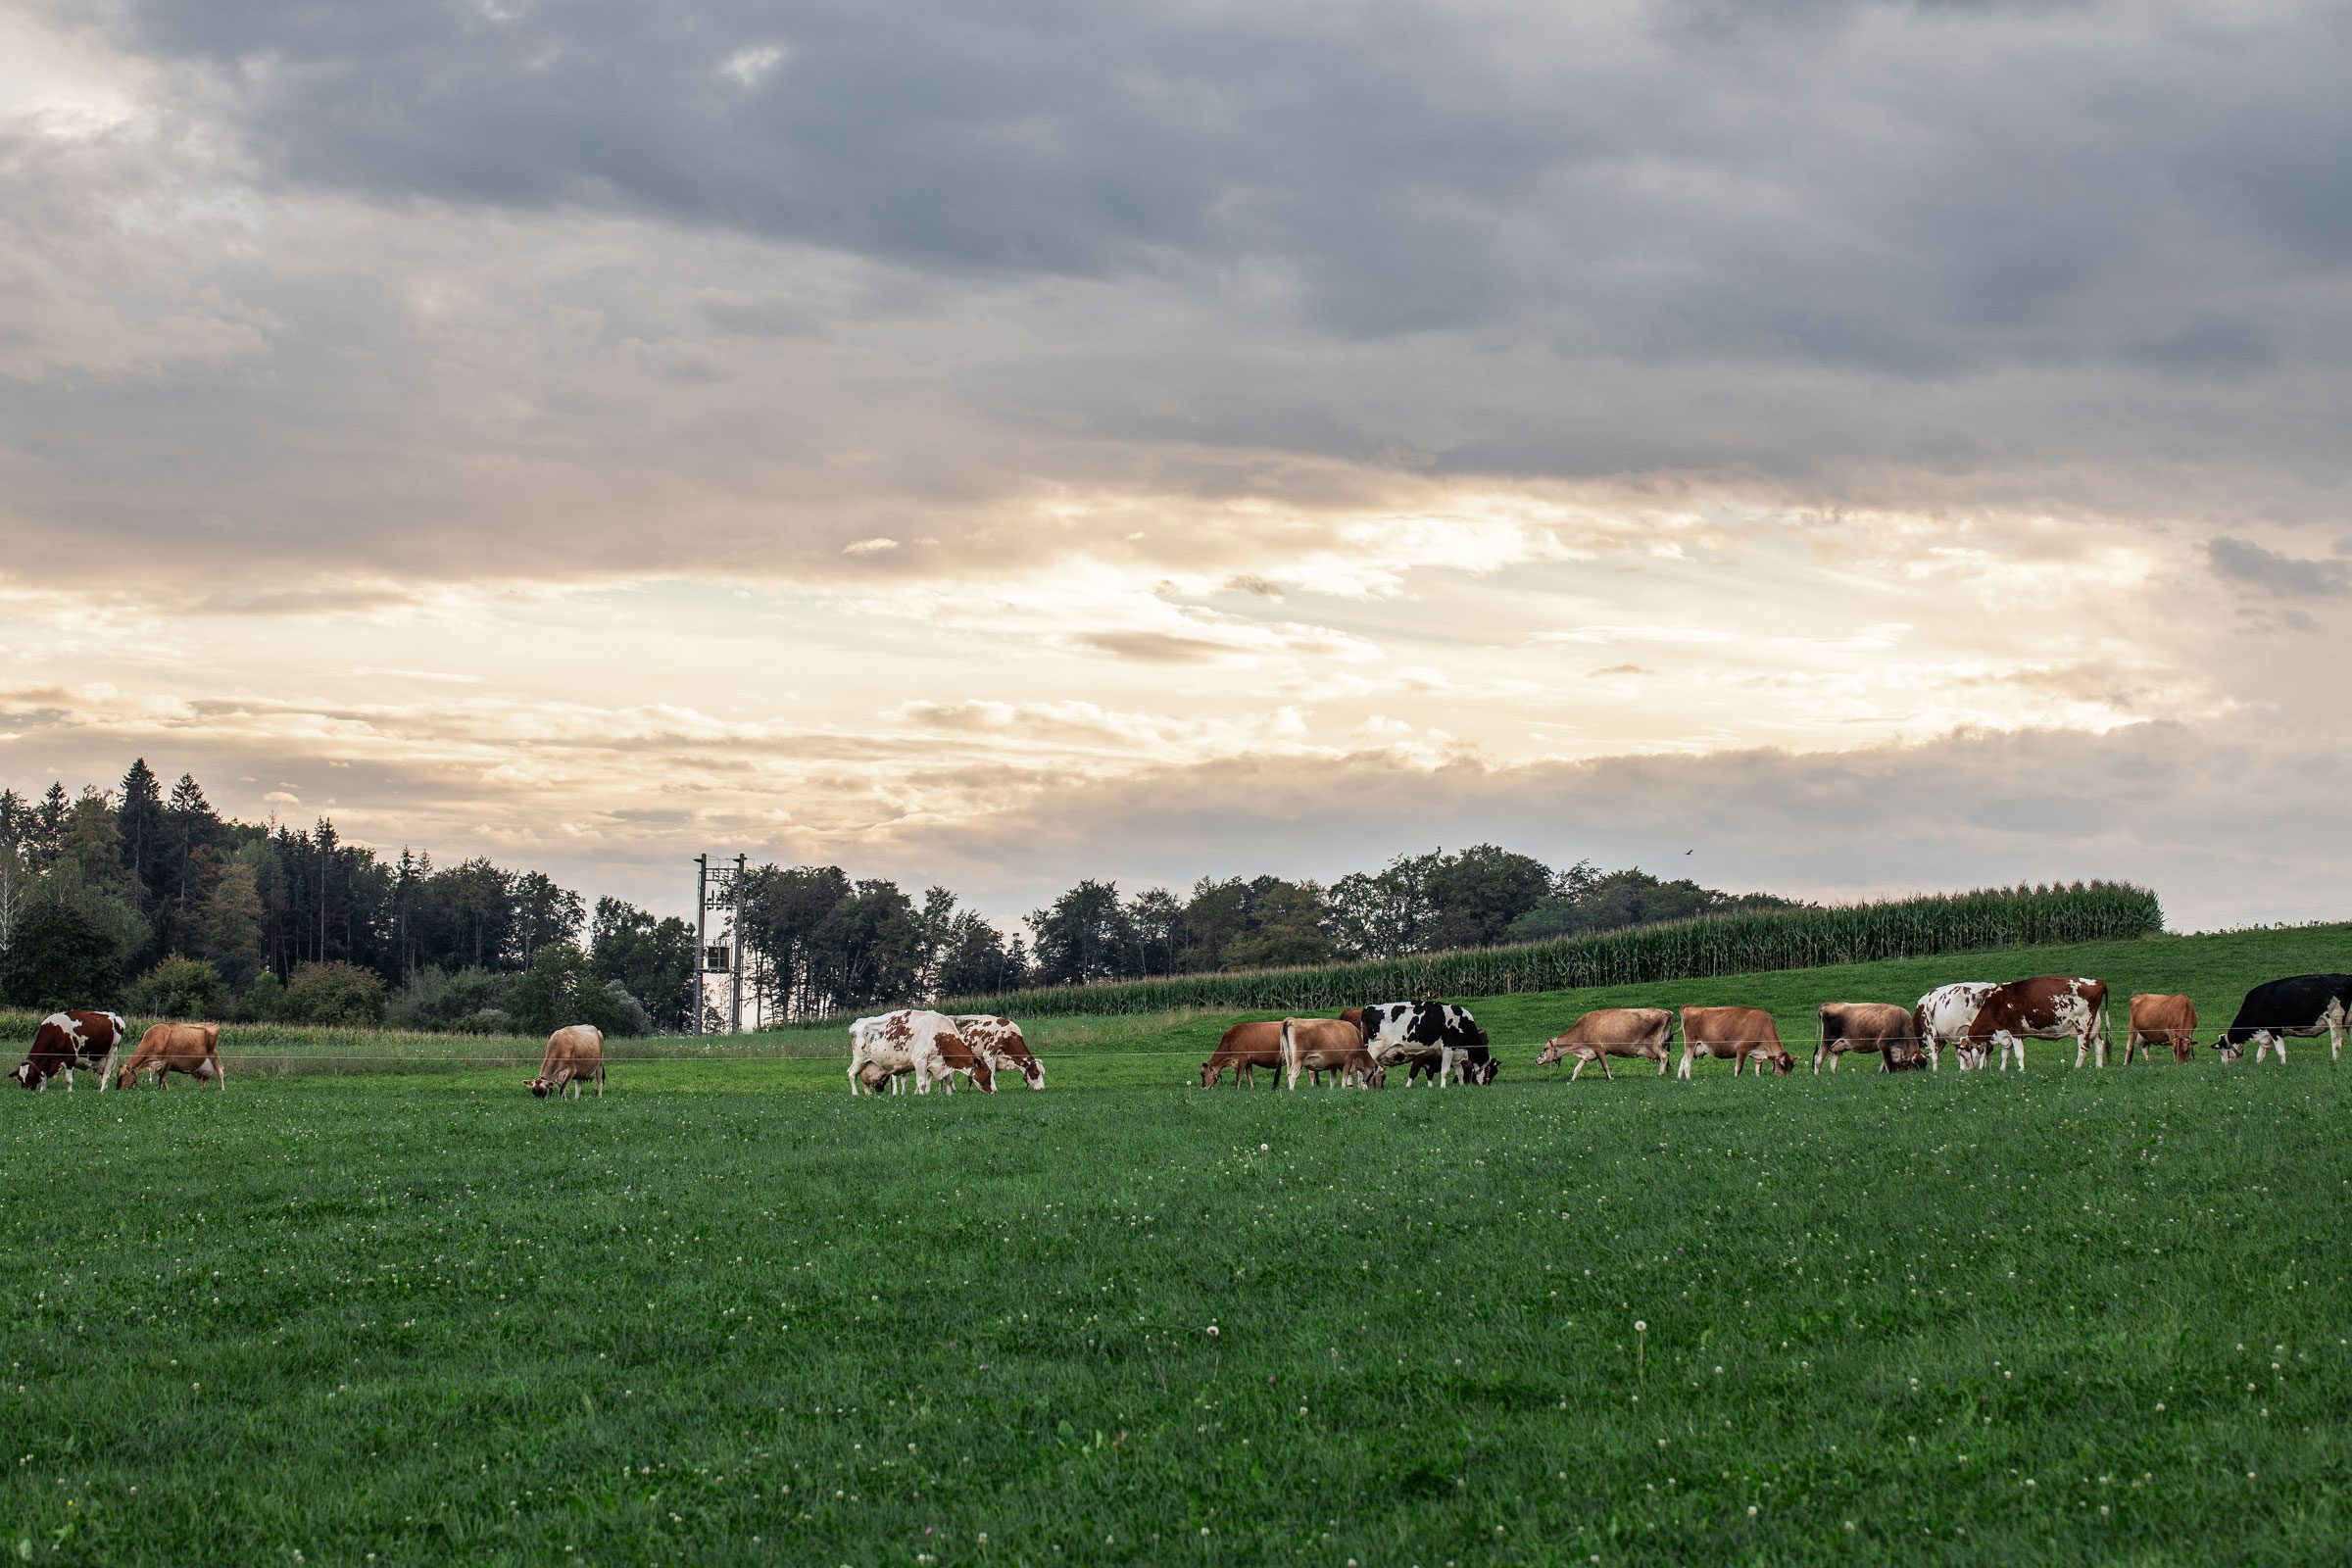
[1356,1001,1492,1087]
[2213,975,2352,1063]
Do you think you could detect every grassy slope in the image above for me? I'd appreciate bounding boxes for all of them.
[4,923,2349,1565]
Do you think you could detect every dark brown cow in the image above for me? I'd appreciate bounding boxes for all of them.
[1814,1002,1924,1074]
[1280,1018,1382,1089]
[1535,1007,1674,1081]
[524,1024,605,1099]
[116,1022,224,1091]
[1201,1020,1285,1088]
[13,1009,131,1091]
[2125,994,2197,1064]
[1677,1005,1793,1079]
[1963,976,2110,1070]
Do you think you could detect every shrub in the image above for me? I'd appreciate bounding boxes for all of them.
[133,955,226,1019]
[506,946,647,1038]
[279,961,387,1027]
[389,966,514,1033]
[0,899,124,1011]
[238,971,285,1022]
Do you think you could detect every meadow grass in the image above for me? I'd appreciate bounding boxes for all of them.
[5,923,2350,1564]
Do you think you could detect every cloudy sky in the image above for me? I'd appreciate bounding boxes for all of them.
[4,0,2347,931]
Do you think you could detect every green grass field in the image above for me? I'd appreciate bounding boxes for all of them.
[6,924,2350,1564]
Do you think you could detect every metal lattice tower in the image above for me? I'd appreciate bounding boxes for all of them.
[693,853,748,1034]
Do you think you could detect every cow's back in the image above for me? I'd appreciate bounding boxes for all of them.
[1568,1006,1672,1047]
[1216,1020,1284,1059]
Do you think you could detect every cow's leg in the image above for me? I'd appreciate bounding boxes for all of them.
[96,1047,119,1091]
[1567,1055,1585,1082]
[2331,1006,2345,1060]
[1676,1043,1692,1082]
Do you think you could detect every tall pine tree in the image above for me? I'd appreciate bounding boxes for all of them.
[117,759,167,909]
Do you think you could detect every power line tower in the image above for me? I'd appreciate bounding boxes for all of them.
[693,853,749,1034]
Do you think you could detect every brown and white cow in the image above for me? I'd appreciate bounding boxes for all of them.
[1535,1007,1675,1081]
[1963,976,2111,1070]
[848,1009,996,1095]
[954,1015,1045,1090]
[1201,1020,1285,1088]
[12,1009,131,1091]
[1814,1002,1924,1073]
[1279,1018,1383,1089]
[116,1022,224,1091]
[1677,1005,1793,1079]
[523,1024,605,1099]
[2125,994,2197,1064]
[1913,983,1998,1070]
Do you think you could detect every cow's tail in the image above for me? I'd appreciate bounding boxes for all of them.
[1278,1018,1300,1090]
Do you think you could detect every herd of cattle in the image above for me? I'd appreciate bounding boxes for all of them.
[12,972,2352,1097]
[839,972,2352,1095]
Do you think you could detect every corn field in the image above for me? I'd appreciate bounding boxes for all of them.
[928,880,2166,1020]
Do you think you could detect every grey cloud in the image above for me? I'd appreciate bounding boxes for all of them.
[2207,536,2351,598]
[72,2,2352,373]
[1065,631,1237,664]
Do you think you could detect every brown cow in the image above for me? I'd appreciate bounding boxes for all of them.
[116,1022,224,1091]
[1201,1020,1285,1088]
[2126,994,2197,1064]
[1814,1002,1924,1074]
[954,1015,1045,1089]
[1678,1005,1793,1079]
[522,1024,605,1099]
[1963,976,2110,1070]
[1280,1018,1383,1089]
[1535,1007,1675,1081]
[13,1009,131,1092]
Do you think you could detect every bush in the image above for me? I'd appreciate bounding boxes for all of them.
[238,971,285,1022]
[389,966,514,1033]
[507,946,647,1038]
[279,961,387,1027]
[602,980,652,1039]
[0,899,124,1011]
[134,955,225,1019]
[458,1008,513,1036]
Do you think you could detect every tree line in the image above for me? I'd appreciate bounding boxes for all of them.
[0,759,1796,1032]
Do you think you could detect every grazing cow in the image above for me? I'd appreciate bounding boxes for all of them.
[1407,1054,1499,1085]
[115,1022,224,1091]
[848,1009,996,1095]
[1355,1002,1491,1087]
[1278,1018,1383,1089]
[1813,1003,1923,1073]
[1913,983,1998,1070]
[12,1009,130,1092]
[2125,994,2198,1064]
[1201,1020,1286,1088]
[2213,975,2352,1063]
[523,1024,605,1100]
[1677,1005,1794,1079]
[954,1015,1045,1090]
[1536,1007,1675,1081]
[1958,976,2110,1070]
